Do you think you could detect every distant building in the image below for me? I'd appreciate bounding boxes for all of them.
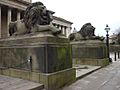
[0,0,72,38]
[109,33,118,44]
[117,33,120,44]
[0,0,30,38]
[52,16,73,37]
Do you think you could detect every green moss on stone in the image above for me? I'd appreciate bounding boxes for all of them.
[101,59,109,67]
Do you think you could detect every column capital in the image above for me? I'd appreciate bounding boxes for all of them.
[7,6,13,9]
[0,4,3,7]
[17,9,23,12]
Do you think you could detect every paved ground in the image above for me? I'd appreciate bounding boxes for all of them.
[0,53,119,90]
[62,60,120,90]
[110,52,119,62]
[74,65,101,79]
[0,75,44,90]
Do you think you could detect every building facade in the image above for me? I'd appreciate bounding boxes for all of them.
[0,0,72,38]
[0,0,30,38]
[110,33,120,44]
[52,16,73,37]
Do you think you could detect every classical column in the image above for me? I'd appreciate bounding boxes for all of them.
[62,26,65,35]
[57,24,59,29]
[64,26,67,37]
[59,25,61,30]
[66,27,71,37]
[17,10,21,20]
[61,26,64,34]
[7,8,12,37]
[0,6,1,38]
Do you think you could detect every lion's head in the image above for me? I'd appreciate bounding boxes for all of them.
[23,2,54,32]
[78,23,95,39]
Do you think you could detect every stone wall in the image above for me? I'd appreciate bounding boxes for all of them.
[110,45,120,52]
[0,34,76,90]
[0,35,72,73]
[0,68,76,90]
[71,40,109,66]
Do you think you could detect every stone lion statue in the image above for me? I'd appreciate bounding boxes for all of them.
[69,23,104,41]
[78,23,95,39]
[9,2,61,36]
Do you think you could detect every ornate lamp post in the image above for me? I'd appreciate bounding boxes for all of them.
[105,24,110,59]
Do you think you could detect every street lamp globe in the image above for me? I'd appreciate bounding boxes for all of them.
[105,24,110,33]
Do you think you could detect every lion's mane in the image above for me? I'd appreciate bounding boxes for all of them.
[78,23,95,38]
[23,2,53,33]
[9,2,54,36]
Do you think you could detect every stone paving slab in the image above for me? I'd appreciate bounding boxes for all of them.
[0,65,102,90]
[73,64,101,79]
[62,62,120,90]
[0,75,44,90]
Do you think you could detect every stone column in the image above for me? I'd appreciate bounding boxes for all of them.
[66,27,71,37]
[0,6,1,38]
[57,24,59,29]
[64,26,67,37]
[62,26,65,35]
[61,26,63,34]
[7,8,12,37]
[17,10,21,20]
[59,25,61,30]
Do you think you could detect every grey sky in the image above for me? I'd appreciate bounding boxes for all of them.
[32,0,120,36]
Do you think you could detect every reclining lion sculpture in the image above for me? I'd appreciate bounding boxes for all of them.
[9,2,61,36]
[69,23,104,41]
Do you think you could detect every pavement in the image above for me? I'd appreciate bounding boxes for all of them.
[0,75,44,90]
[73,64,101,79]
[0,53,119,90]
[0,65,102,90]
[62,58,120,90]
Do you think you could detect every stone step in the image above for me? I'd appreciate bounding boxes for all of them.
[0,75,44,90]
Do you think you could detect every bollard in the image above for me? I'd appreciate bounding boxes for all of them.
[118,51,120,59]
[115,52,117,61]
[28,56,32,71]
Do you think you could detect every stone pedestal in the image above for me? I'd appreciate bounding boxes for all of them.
[71,40,109,66]
[0,34,76,90]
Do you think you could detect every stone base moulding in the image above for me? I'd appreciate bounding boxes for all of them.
[0,68,76,90]
[73,58,109,67]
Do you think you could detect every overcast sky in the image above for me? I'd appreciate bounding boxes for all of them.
[32,0,120,36]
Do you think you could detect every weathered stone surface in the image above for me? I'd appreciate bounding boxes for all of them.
[73,58,109,67]
[69,23,104,41]
[0,34,71,73]
[0,75,44,90]
[0,34,76,90]
[0,1,75,90]
[71,40,109,66]
[110,45,120,52]
[0,68,76,90]
[9,2,61,36]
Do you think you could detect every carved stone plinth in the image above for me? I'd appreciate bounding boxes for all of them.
[0,34,76,90]
[71,40,109,66]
